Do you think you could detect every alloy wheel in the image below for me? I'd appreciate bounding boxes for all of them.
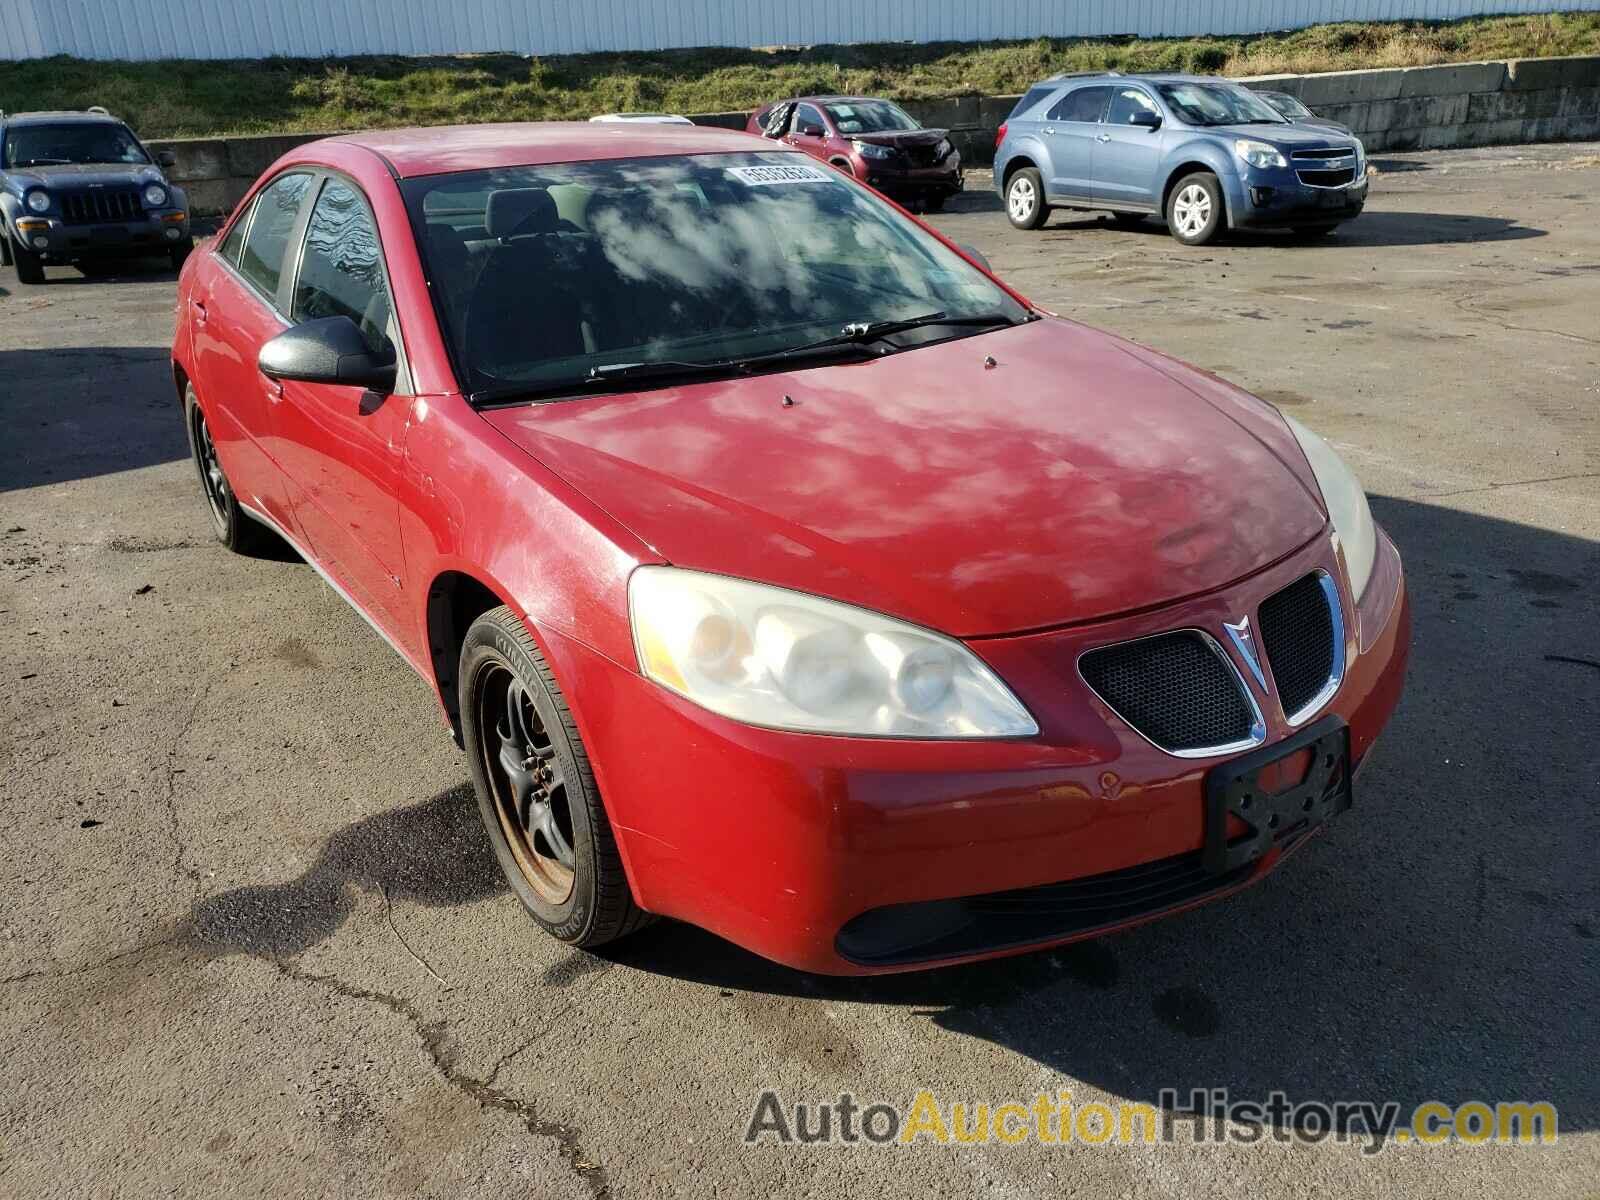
[1008,176,1037,222]
[192,407,229,529]
[1173,184,1213,240]
[477,663,576,904]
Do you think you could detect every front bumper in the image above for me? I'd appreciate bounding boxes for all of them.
[1228,166,1369,228]
[542,526,1409,975]
[11,210,191,261]
[861,160,964,203]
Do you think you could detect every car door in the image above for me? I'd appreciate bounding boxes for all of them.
[268,172,418,654]
[1041,86,1112,200]
[187,171,314,536]
[1093,87,1167,210]
[785,102,831,165]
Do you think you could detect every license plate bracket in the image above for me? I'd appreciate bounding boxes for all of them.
[1203,715,1351,875]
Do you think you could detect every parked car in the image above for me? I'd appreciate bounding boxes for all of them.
[171,121,1408,975]
[994,72,1368,245]
[1256,89,1356,136]
[589,113,694,124]
[0,107,192,284]
[747,96,962,211]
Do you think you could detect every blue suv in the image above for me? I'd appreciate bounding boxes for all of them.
[994,73,1367,245]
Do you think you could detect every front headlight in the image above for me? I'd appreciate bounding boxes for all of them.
[25,189,50,213]
[142,183,168,207]
[1353,137,1367,175]
[1284,415,1377,600]
[935,137,953,160]
[853,140,896,160]
[1234,139,1288,170]
[629,567,1038,738]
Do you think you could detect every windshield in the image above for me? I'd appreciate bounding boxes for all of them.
[1263,93,1314,120]
[824,101,920,135]
[403,152,1027,399]
[2,122,150,168]
[1156,83,1288,128]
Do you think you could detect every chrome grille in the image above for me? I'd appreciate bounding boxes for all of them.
[59,187,142,225]
[1079,631,1260,756]
[1259,572,1341,723]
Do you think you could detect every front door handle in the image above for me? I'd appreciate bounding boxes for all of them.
[190,299,207,323]
[1043,126,1055,135]
[265,378,284,403]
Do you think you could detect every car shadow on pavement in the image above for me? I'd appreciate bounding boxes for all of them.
[1061,210,1545,248]
[604,494,1600,1133]
[0,345,187,492]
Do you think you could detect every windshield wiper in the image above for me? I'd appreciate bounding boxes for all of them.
[17,157,71,166]
[473,358,748,405]
[740,310,1024,366]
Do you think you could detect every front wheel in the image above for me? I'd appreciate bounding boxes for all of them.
[460,607,652,949]
[1166,172,1225,246]
[11,238,45,284]
[1005,167,1048,230]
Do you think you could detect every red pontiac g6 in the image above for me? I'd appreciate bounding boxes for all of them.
[171,123,1410,975]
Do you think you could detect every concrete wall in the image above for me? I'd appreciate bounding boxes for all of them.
[149,55,1600,216]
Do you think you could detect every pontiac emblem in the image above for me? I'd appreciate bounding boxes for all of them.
[1224,617,1268,691]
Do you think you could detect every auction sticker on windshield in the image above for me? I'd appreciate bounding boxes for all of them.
[727,163,837,186]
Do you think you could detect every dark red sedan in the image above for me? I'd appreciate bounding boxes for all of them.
[171,122,1409,975]
[746,96,963,211]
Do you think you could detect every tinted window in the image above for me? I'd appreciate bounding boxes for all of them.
[238,172,312,300]
[1008,86,1058,120]
[1049,87,1112,124]
[292,177,395,357]
[1107,88,1161,126]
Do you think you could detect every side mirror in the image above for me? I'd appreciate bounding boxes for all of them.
[156,148,177,167]
[1129,110,1162,130]
[259,316,396,393]
[957,243,991,273]
[799,122,825,138]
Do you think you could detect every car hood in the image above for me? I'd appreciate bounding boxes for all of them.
[9,162,166,188]
[481,319,1326,636]
[848,128,948,147]
[1207,122,1356,150]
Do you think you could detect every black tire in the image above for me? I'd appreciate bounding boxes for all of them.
[0,233,12,267]
[1110,212,1148,228]
[182,383,272,554]
[460,606,651,949]
[11,239,45,284]
[1165,171,1225,246]
[1005,166,1048,231]
[169,240,193,271]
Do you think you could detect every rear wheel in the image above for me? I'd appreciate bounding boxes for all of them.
[11,238,44,284]
[183,383,271,554]
[1166,172,1225,246]
[1005,167,1047,230]
[460,607,651,949]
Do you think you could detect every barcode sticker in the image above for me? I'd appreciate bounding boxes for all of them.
[726,163,837,186]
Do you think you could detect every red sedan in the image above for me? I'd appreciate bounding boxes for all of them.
[171,123,1409,975]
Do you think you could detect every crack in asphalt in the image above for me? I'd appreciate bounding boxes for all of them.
[276,960,610,1198]
[1,935,176,986]
[159,674,223,892]
[1450,293,1600,344]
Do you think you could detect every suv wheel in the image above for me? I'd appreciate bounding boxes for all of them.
[1166,172,1225,246]
[1005,167,1048,231]
[11,237,45,285]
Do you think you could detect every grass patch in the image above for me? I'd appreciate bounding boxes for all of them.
[2,12,1597,139]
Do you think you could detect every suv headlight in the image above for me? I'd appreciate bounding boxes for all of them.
[935,137,953,160]
[142,183,168,207]
[1234,139,1288,170]
[853,140,895,160]
[629,567,1038,738]
[25,189,50,213]
[1353,137,1367,175]
[1284,415,1377,600]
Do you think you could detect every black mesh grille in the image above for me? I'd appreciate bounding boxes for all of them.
[1259,573,1337,718]
[60,187,142,225]
[1079,631,1255,753]
[1298,167,1356,187]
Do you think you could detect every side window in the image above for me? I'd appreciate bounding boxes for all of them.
[292,177,395,358]
[1108,88,1161,126]
[1049,86,1112,124]
[238,172,312,300]
[795,104,826,136]
[1009,85,1058,121]
[217,208,249,267]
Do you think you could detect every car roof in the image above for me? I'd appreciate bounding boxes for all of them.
[1040,72,1234,87]
[2,110,126,127]
[318,121,768,178]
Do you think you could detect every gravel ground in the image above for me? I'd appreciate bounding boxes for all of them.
[1,141,1596,1200]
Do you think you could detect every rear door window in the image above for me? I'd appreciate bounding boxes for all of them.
[1049,86,1112,124]
[237,172,313,301]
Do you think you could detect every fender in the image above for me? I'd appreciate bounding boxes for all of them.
[997,134,1051,187]
[0,189,21,239]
